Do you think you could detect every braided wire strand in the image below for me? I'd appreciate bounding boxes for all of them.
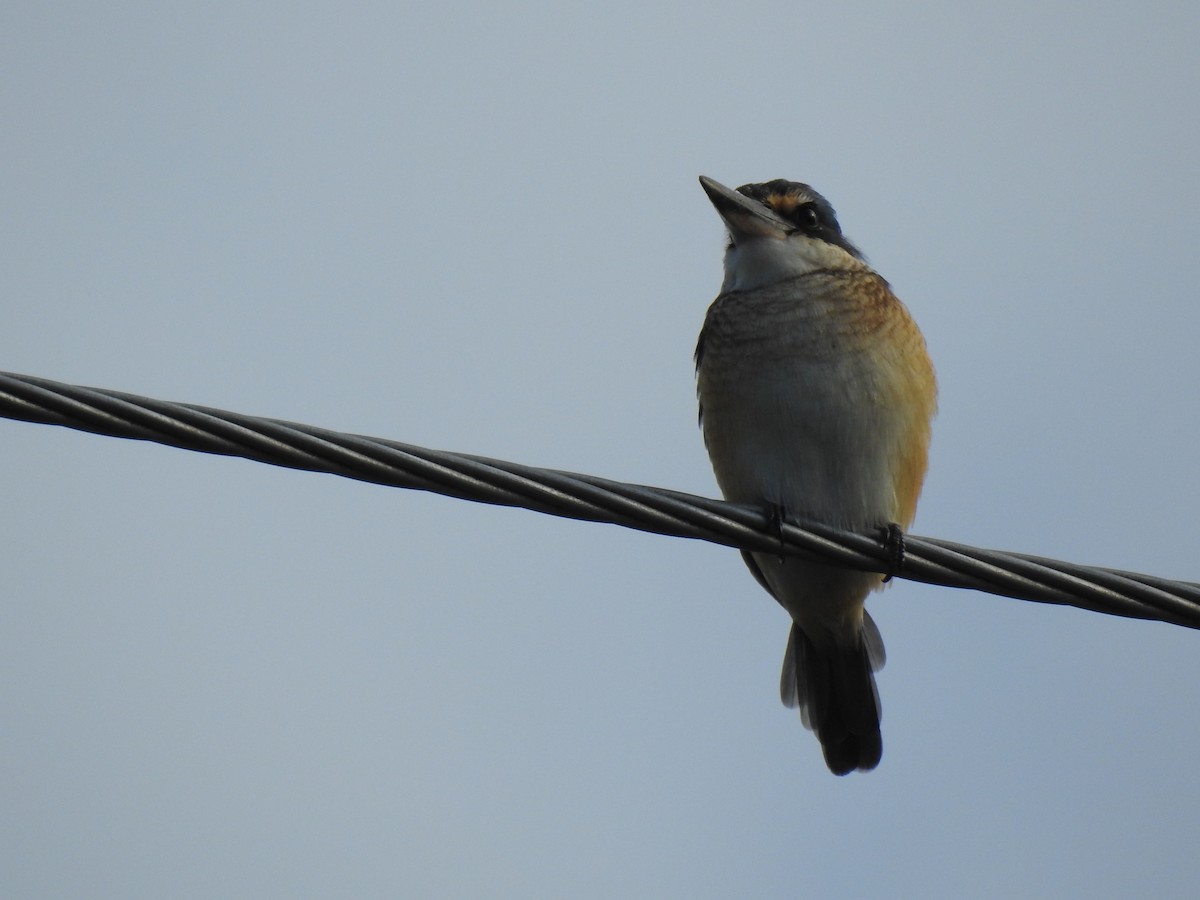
[2,370,1198,630]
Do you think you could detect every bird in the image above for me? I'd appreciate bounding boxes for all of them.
[694,176,936,774]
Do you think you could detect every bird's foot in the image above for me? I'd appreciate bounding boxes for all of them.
[767,503,788,563]
[880,523,905,583]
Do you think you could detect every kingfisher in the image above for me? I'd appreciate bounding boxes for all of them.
[695,176,936,774]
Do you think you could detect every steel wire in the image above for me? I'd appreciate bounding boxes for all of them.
[3,369,1197,630]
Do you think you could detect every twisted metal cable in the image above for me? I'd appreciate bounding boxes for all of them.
[3,369,1198,630]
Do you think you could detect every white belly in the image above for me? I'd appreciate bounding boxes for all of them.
[699,352,902,529]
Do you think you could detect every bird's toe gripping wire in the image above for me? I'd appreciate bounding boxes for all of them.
[880,523,906,583]
[768,503,789,563]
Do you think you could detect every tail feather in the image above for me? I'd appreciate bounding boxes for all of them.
[781,613,885,775]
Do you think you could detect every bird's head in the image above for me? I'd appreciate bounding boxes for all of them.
[699,176,866,293]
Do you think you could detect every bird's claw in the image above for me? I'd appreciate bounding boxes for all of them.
[880,523,905,583]
[768,503,788,562]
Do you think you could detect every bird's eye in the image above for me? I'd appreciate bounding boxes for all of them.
[796,205,821,230]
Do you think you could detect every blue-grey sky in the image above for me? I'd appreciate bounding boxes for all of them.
[4,3,1199,897]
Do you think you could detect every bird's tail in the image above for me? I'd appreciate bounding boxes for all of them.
[780,612,886,775]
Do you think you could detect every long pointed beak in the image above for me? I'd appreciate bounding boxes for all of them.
[699,175,791,241]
